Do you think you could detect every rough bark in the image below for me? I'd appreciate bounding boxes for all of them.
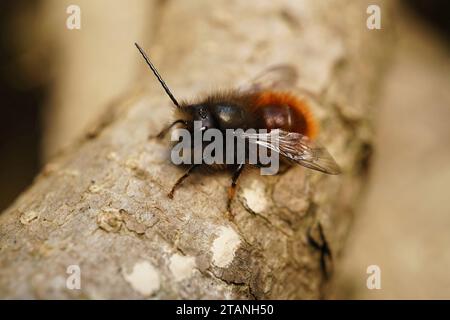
[0,0,392,299]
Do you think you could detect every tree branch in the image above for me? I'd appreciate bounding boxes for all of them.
[0,0,392,299]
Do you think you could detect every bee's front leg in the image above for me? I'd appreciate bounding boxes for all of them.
[149,119,187,140]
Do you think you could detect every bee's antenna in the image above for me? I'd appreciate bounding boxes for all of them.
[135,43,180,108]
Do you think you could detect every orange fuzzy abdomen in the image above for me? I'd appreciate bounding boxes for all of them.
[251,91,318,139]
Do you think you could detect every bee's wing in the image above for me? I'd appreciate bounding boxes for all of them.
[238,129,341,175]
[238,65,298,93]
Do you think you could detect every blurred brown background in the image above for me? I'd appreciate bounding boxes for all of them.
[0,0,449,299]
[334,1,450,299]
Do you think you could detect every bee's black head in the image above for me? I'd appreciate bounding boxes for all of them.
[179,104,217,132]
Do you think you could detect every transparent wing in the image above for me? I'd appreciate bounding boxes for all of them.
[238,129,341,175]
[238,65,298,93]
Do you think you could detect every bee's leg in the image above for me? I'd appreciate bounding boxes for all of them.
[150,119,186,140]
[168,164,199,199]
[227,164,245,215]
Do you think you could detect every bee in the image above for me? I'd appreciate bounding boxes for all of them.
[135,43,340,211]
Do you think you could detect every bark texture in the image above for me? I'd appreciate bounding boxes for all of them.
[0,0,392,299]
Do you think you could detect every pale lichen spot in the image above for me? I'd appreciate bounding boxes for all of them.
[125,158,139,170]
[126,180,146,198]
[123,261,160,297]
[96,208,123,233]
[169,253,196,282]
[106,151,118,161]
[241,180,269,213]
[88,184,102,193]
[211,226,241,268]
[20,210,39,225]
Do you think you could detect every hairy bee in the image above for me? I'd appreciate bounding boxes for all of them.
[135,43,340,210]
